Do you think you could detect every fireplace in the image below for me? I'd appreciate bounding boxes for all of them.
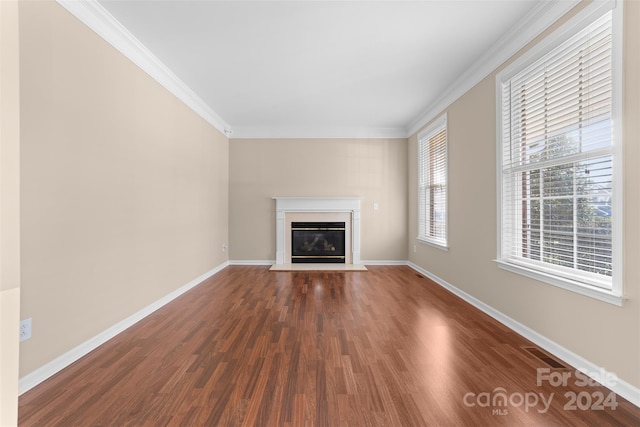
[291,222,346,263]
[273,197,361,265]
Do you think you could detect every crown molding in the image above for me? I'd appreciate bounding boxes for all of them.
[230,125,408,140]
[405,0,581,138]
[57,0,581,141]
[56,0,232,138]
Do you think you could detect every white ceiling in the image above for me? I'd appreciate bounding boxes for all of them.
[91,0,571,138]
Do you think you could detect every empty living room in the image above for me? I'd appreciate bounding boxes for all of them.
[2,0,640,425]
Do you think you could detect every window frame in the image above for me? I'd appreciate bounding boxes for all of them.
[417,113,448,250]
[495,0,624,305]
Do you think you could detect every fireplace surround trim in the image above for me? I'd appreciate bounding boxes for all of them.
[273,197,361,265]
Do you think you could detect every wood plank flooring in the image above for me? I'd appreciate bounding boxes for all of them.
[19,266,640,426]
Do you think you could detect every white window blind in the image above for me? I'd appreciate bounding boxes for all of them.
[418,115,447,247]
[499,11,615,290]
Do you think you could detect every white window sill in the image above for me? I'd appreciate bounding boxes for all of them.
[417,238,449,251]
[496,260,625,306]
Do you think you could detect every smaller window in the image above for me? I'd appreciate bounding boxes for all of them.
[418,114,448,248]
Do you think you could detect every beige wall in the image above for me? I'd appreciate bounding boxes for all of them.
[1,1,21,424]
[229,138,408,261]
[408,1,640,388]
[19,0,229,376]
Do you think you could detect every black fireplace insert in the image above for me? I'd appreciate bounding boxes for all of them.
[291,222,346,263]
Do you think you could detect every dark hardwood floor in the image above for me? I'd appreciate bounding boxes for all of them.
[19,266,640,426]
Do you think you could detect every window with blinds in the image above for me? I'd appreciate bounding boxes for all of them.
[497,6,621,295]
[418,114,447,248]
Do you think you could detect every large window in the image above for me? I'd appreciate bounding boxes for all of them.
[418,114,447,248]
[497,2,622,304]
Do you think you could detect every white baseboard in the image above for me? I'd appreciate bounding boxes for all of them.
[360,260,408,265]
[18,261,229,395]
[228,260,275,265]
[406,262,640,408]
[229,260,407,266]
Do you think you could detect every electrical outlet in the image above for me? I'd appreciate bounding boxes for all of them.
[221,243,228,252]
[20,318,32,342]
[413,244,417,253]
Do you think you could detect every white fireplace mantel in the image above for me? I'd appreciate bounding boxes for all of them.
[273,197,361,265]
